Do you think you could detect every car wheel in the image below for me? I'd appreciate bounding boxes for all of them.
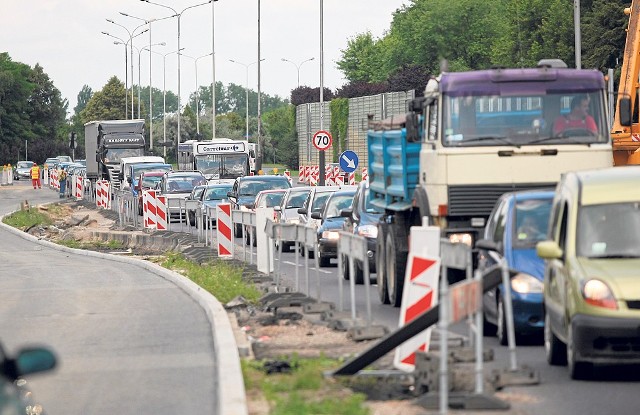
[544,310,567,366]
[318,251,331,267]
[567,320,592,380]
[385,224,408,307]
[376,223,390,304]
[354,260,365,285]
[342,255,350,280]
[496,295,508,346]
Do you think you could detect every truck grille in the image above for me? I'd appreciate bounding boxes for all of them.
[448,183,555,217]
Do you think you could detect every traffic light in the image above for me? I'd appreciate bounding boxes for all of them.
[69,132,77,149]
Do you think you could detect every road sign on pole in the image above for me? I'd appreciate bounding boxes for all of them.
[312,130,332,151]
[339,150,358,173]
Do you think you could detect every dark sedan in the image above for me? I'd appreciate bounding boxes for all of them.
[313,188,357,267]
[341,181,382,283]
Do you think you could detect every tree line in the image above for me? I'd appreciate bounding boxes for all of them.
[0,0,631,167]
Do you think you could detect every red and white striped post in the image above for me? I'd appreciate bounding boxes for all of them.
[143,189,157,229]
[155,195,168,231]
[216,203,233,258]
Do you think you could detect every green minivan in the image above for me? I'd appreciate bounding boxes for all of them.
[537,166,640,379]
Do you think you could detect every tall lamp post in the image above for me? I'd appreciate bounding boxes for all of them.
[138,43,166,118]
[183,52,213,137]
[281,57,314,88]
[106,19,149,119]
[141,0,213,145]
[211,0,219,139]
[229,59,264,142]
[120,12,175,150]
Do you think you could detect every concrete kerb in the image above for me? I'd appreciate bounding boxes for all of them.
[0,214,248,415]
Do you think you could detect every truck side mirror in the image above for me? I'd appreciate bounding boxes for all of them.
[620,97,632,127]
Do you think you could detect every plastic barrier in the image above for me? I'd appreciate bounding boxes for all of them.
[74,175,83,200]
[143,189,157,229]
[298,166,305,183]
[216,203,233,257]
[156,195,168,231]
[96,180,111,209]
[361,167,368,182]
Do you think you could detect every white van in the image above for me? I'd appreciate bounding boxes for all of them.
[119,156,165,191]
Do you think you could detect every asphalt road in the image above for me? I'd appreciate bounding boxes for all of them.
[0,180,244,415]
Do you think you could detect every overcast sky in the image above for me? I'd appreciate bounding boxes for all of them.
[2,0,408,116]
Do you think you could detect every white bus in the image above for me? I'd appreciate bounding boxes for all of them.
[177,138,250,182]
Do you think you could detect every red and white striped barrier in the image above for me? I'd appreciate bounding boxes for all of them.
[325,165,334,186]
[156,195,168,231]
[298,166,305,183]
[143,189,157,229]
[51,169,59,190]
[284,169,292,186]
[216,203,233,257]
[74,175,83,200]
[348,172,356,185]
[361,167,368,182]
[96,180,110,209]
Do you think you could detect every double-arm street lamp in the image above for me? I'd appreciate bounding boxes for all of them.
[141,0,213,145]
[229,58,264,142]
[120,12,175,150]
[106,19,149,119]
[139,42,166,117]
[182,52,213,136]
[281,57,315,88]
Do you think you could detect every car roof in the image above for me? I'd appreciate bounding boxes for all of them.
[238,175,289,182]
[165,171,204,177]
[574,166,640,205]
[502,188,555,201]
[141,171,166,176]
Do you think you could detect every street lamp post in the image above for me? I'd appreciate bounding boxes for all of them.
[141,0,213,145]
[106,19,148,119]
[120,12,175,150]
[229,59,264,142]
[211,0,219,139]
[281,57,314,88]
[139,42,166,119]
[183,52,213,137]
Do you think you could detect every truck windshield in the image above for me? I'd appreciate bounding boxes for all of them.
[104,148,144,164]
[442,91,609,147]
[196,154,248,179]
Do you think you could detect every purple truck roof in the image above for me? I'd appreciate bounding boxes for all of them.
[440,68,605,97]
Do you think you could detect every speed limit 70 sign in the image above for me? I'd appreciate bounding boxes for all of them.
[312,130,333,151]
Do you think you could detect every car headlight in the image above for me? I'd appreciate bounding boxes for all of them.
[357,225,378,238]
[449,232,473,246]
[582,279,617,309]
[322,231,340,240]
[511,273,543,294]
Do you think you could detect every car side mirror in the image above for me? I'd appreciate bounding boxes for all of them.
[536,240,563,259]
[475,238,499,252]
[227,191,235,199]
[311,212,322,220]
[620,97,632,127]
[298,207,308,215]
[273,205,281,212]
[127,177,132,184]
[340,208,353,218]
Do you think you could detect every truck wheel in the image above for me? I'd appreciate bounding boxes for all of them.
[386,224,408,307]
[376,224,390,304]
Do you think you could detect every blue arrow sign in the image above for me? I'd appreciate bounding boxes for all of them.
[339,150,359,173]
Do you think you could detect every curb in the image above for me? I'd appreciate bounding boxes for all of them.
[0,213,248,415]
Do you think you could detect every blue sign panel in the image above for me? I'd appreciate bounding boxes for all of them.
[339,150,359,173]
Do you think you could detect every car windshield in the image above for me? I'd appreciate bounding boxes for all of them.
[363,188,383,214]
[512,198,552,247]
[311,192,334,213]
[141,176,162,188]
[204,186,233,201]
[17,161,34,168]
[104,148,144,164]
[257,192,284,208]
[324,194,355,218]
[576,202,640,258]
[238,179,290,196]
[286,190,311,209]
[196,154,248,179]
[191,187,206,200]
[166,176,206,193]
[133,164,171,178]
[442,91,608,147]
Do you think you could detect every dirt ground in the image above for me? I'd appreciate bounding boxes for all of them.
[29,201,519,415]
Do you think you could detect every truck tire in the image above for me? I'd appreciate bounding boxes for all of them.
[376,223,390,304]
[386,223,408,307]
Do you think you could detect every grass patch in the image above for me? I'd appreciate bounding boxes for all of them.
[242,356,369,415]
[2,207,53,229]
[161,253,262,305]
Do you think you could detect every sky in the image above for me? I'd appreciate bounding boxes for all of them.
[1,0,409,117]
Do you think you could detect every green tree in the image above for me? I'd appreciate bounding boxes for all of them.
[139,85,178,122]
[582,0,629,72]
[80,76,128,123]
[262,105,297,169]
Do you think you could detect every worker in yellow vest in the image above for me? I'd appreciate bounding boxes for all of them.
[30,163,41,189]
